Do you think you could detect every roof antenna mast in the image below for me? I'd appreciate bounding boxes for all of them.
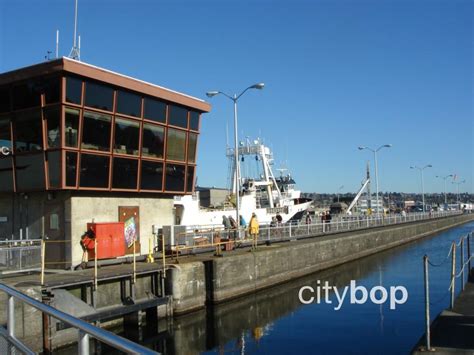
[68,0,80,60]
[56,30,59,58]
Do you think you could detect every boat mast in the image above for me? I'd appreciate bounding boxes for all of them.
[260,143,275,208]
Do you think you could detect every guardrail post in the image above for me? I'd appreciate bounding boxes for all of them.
[289,223,292,239]
[41,238,46,286]
[161,232,166,297]
[461,237,465,291]
[7,295,14,338]
[450,242,456,309]
[94,239,98,291]
[468,233,472,275]
[133,240,137,285]
[78,330,90,355]
[423,255,431,351]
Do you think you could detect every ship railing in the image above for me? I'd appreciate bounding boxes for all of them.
[164,210,462,255]
[0,239,42,275]
[0,282,158,355]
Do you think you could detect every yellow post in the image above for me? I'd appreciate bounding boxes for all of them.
[162,233,166,276]
[146,237,154,263]
[133,240,137,284]
[40,239,46,286]
[94,239,98,290]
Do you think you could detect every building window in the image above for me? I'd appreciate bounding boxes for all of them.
[44,107,61,148]
[166,128,186,161]
[66,77,82,105]
[65,151,77,187]
[81,111,111,152]
[85,81,114,111]
[65,107,80,148]
[44,77,61,104]
[0,158,14,192]
[142,123,164,158]
[47,150,61,188]
[189,111,200,131]
[114,118,140,155]
[140,160,163,190]
[15,153,45,190]
[165,163,185,192]
[187,133,197,163]
[49,214,60,230]
[168,105,188,128]
[0,87,10,113]
[144,97,166,123]
[117,90,141,117]
[79,154,110,188]
[0,117,12,150]
[12,81,42,110]
[112,158,138,189]
[186,166,195,192]
[14,109,42,152]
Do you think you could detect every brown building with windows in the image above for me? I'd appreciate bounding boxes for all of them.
[0,57,210,267]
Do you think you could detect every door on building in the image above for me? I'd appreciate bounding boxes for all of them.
[118,206,140,254]
[44,201,65,267]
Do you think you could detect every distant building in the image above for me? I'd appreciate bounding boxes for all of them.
[196,186,229,208]
[0,58,210,267]
[404,200,416,208]
[357,198,384,213]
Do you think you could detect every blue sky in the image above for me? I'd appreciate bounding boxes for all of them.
[1,0,472,194]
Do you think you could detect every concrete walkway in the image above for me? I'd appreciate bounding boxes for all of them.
[413,269,474,354]
[1,262,164,289]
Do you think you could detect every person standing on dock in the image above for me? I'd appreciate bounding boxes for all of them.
[249,213,259,250]
[228,215,238,240]
[239,215,247,239]
[222,215,231,238]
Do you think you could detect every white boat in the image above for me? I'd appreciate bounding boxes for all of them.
[173,138,312,226]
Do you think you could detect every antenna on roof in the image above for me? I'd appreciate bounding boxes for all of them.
[68,0,80,60]
[56,30,59,58]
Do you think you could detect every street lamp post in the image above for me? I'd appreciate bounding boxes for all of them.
[452,179,466,205]
[435,174,453,206]
[206,83,264,234]
[337,185,344,203]
[358,144,392,214]
[410,165,432,213]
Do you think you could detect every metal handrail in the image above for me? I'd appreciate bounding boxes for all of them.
[422,231,473,351]
[0,283,157,355]
[167,211,462,252]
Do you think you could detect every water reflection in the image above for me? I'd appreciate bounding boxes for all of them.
[155,240,412,354]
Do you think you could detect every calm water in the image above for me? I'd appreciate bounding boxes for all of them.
[120,221,474,355]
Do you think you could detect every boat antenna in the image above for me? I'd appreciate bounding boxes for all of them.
[68,0,80,60]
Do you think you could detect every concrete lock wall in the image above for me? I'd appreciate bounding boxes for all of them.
[166,262,206,314]
[69,195,174,267]
[168,214,473,312]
